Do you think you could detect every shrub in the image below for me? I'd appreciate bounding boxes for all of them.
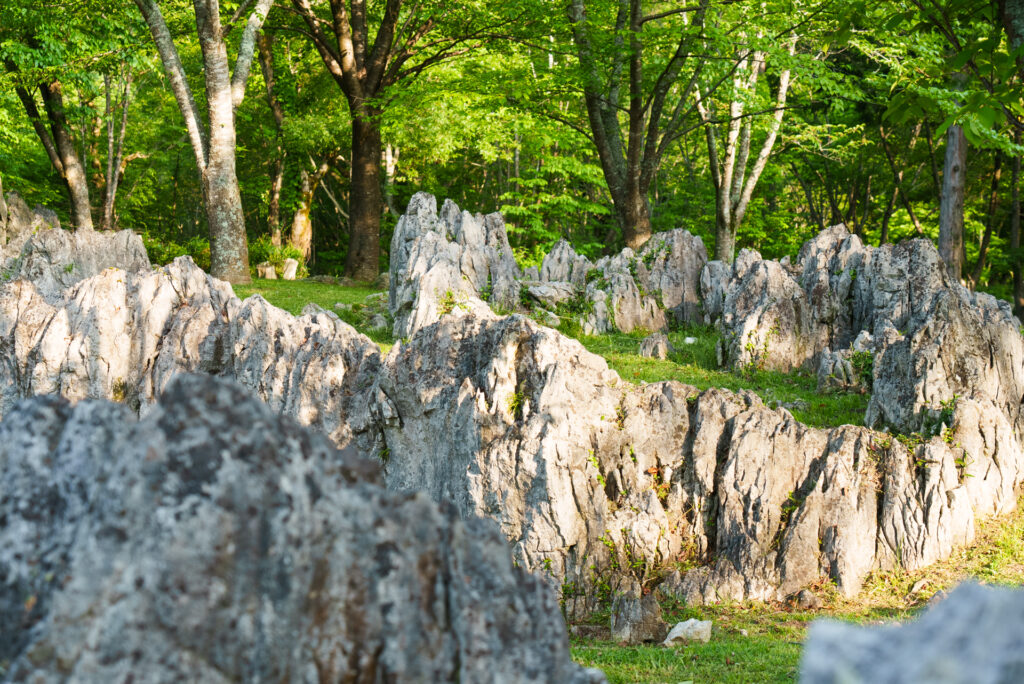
[247,236,308,279]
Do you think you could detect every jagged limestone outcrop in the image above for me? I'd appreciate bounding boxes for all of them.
[0,257,383,454]
[389,192,520,338]
[0,374,603,683]
[375,313,1024,612]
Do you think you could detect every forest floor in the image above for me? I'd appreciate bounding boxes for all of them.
[233,278,1024,683]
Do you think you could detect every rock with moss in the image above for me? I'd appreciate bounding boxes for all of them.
[389,192,520,338]
[1,374,603,684]
[639,332,674,360]
[800,582,1024,684]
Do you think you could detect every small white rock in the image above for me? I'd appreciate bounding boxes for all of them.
[662,618,712,646]
[684,336,697,345]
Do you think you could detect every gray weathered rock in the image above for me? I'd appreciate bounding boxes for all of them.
[639,332,674,360]
[611,591,667,645]
[0,374,604,684]
[5,228,150,301]
[800,582,1024,684]
[0,256,383,454]
[2,190,60,259]
[372,270,390,289]
[389,193,520,338]
[699,259,732,325]
[638,228,708,324]
[256,261,277,279]
[281,257,299,280]
[525,281,576,309]
[378,311,1024,611]
[540,239,592,288]
[663,619,713,646]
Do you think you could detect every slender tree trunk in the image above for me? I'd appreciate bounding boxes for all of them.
[345,110,382,281]
[938,123,967,281]
[257,31,286,246]
[290,168,313,260]
[31,80,95,230]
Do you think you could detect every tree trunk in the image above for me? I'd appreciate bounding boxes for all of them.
[938,123,966,282]
[268,157,284,246]
[196,0,251,283]
[290,168,313,261]
[345,110,382,281]
[619,186,652,249]
[36,81,94,230]
[257,31,286,247]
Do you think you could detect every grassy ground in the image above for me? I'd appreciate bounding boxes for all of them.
[572,498,1024,683]
[562,327,869,428]
[233,279,380,315]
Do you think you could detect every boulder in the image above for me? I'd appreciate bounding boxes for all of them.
[5,228,150,301]
[663,619,713,646]
[281,257,299,280]
[699,259,731,325]
[800,582,1024,684]
[638,228,708,325]
[0,257,384,454]
[256,261,277,279]
[610,591,668,645]
[525,280,576,309]
[639,332,674,360]
[540,239,592,288]
[0,374,604,684]
[389,193,520,338]
[2,190,60,258]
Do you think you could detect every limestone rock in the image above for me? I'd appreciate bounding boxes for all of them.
[663,619,713,646]
[256,261,277,279]
[526,281,576,309]
[0,256,383,455]
[800,582,1024,684]
[638,228,708,324]
[389,193,520,338]
[5,228,150,301]
[0,374,603,684]
[639,332,674,360]
[372,270,390,289]
[281,257,299,280]
[611,591,667,645]
[540,239,592,288]
[2,190,60,258]
[699,259,731,324]
[379,311,1024,612]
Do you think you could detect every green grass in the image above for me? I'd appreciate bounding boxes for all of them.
[572,497,1024,682]
[233,278,380,315]
[563,326,870,428]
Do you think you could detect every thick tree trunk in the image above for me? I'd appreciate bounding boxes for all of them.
[938,123,967,282]
[345,111,382,281]
[619,186,652,249]
[36,81,94,230]
[290,169,313,261]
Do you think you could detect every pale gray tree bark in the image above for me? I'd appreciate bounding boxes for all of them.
[135,0,274,283]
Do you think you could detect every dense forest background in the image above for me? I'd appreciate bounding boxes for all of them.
[1,0,1022,305]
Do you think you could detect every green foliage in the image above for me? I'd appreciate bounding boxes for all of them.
[248,236,309,279]
[142,233,211,272]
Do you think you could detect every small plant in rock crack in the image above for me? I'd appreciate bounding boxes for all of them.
[614,404,626,430]
[63,262,75,274]
[507,391,525,418]
[742,320,779,375]
[849,350,874,386]
[588,450,606,487]
[437,289,468,316]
